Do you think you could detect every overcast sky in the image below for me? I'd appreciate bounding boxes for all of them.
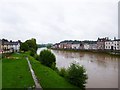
[0,0,119,44]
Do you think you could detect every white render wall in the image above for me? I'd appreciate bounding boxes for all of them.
[89,44,97,50]
[13,44,20,52]
[71,44,80,49]
[113,41,119,50]
[105,40,120,50]
[84,44,89,49]
[105,41,112,50]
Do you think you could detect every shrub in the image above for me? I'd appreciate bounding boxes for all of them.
[66,63,88,89]
[39,49,56,68]
[59,68,67,77]
[51,62,57,70]
[34,54,39,61]
[29,48,36,57]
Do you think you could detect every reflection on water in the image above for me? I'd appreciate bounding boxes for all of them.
[37,48,119,88]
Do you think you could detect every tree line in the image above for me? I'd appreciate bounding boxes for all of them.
[20,38,38,57]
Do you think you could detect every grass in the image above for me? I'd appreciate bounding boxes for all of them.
[28,56,78,89]
[2,52,79,89]
[2,53,35,88]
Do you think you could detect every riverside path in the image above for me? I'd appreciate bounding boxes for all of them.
[26,57,42,89]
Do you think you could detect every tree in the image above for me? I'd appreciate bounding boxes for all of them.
[20,38,38,56]
[39,49,56,68]
[46,43,53,49]
[20,42,29,52]
[66,63,88,89]
[25,38,38,52]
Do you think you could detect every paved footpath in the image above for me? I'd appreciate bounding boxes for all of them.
[26,57,42,89]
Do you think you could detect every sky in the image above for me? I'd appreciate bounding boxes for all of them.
[0,0,119,44]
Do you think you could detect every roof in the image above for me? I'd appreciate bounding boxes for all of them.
[1,39,20,45]
[113,39,120,41]
[2,42,19,45]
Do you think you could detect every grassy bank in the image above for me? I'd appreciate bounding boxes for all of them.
[27,54,78,89]
[2,52,79,89]
[2,53,35,88]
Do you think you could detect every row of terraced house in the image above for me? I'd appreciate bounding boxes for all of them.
[52,37,120,51]
[0,39,21,54]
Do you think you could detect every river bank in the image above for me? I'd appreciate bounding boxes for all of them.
[38,48,118,88]
[2,52,79,89]
[51,48,120,57]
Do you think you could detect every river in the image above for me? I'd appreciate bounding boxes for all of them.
[37,48,119,88]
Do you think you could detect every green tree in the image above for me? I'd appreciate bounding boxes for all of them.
[39,49,56,68]
[66,63,88,89]
[25,38,38,52]
[20,42,29,52]
[20,38,38,56]
[46,44,52,49]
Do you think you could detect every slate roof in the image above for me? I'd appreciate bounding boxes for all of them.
[0,39,20,45]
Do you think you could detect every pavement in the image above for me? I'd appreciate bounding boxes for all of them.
[26,57,42,89]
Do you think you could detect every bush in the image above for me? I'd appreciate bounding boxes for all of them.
[58,68,67,77]
[34,54,39,61]
[39,49,56,68]
[51,62,57,70]
[30,48,36,57]
[66,63,88,89]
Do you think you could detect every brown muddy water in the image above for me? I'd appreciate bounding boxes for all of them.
[37,48,119,88]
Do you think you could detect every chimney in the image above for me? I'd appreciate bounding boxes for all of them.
[114,37,116,40]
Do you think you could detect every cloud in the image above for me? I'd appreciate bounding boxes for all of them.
[0,0,119,43]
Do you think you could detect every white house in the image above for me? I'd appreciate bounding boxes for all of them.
[113,39,120,50]
[11,42,20,52]
[97,37,109,50]
[84,44,89,50]
[0,39,21,53]
[89,44,97,50]
[105,41,112,50]
[71,43,80,49]
[83,43,97,50]
[105,39,120,50]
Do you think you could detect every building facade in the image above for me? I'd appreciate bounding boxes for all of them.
[0,39,21,53]
[89,44,97,50]
[105,39,120,50]
[71,44,80,49]
[97,37,109,50]
[105,41,112,50]
[83,44,89,50]
[52,37,120,51]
